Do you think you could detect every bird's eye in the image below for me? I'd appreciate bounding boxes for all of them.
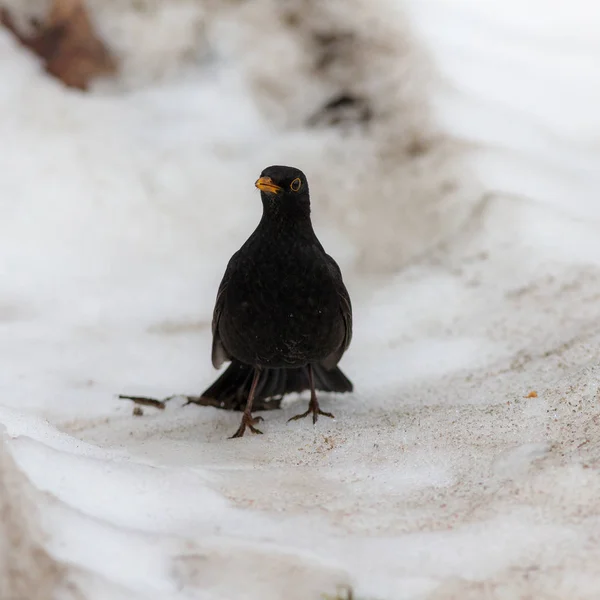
[290,178,302,192]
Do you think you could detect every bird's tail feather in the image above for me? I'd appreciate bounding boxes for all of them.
[200,359,353,412]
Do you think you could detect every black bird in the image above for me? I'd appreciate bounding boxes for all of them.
[201,165,353,438]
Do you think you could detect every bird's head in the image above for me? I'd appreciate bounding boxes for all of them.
[255,165,310,215]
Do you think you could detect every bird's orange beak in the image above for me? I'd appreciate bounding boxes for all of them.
[255,176,282,194]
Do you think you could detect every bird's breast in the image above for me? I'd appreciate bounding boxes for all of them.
[219,247,343,367]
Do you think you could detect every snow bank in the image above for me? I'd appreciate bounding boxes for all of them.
[0,436,70,600]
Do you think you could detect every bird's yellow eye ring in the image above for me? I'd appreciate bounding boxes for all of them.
[290,178,302,192]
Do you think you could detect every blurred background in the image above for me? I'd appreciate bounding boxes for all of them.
[0,0,486,413]
[2,1,600,599]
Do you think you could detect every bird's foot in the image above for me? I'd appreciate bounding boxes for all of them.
[287,399,334,425]
[229,413,264,439]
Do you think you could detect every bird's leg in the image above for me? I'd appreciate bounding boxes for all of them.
[288,365,335,425]
[229,368,264,438]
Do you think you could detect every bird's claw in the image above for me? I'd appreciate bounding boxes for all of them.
[288,401,335,425]
[229,413,264,438]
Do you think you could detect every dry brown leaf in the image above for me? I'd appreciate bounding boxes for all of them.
[1,0,116,90]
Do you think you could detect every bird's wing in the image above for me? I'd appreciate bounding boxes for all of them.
[321,253,353,369]
[210,255,238,369]
[338,282,353,352]
[326,253,353,347]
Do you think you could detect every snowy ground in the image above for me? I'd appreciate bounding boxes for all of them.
[2,0,600,598]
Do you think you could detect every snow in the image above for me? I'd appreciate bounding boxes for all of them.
[1,0,600,598]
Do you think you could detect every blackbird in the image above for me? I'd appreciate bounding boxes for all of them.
[201,165,353,438]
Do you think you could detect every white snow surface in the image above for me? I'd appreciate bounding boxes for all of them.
[2,0,600,598]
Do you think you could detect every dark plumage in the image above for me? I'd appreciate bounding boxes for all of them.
[200,165,353,438]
